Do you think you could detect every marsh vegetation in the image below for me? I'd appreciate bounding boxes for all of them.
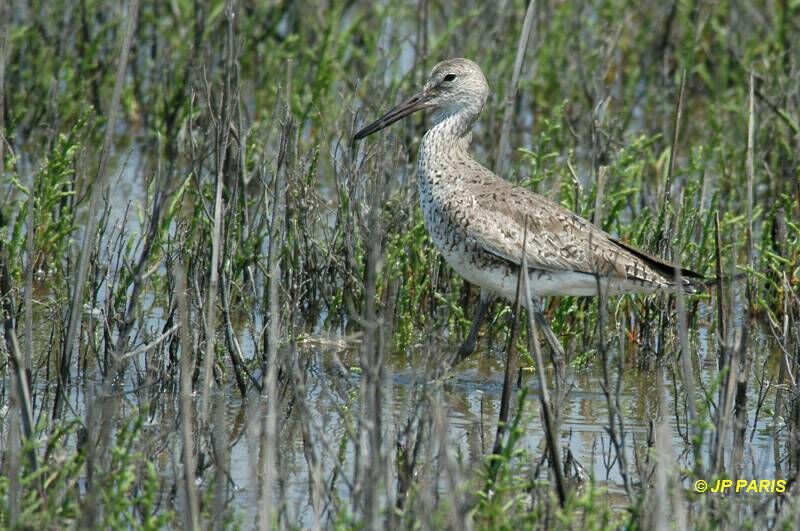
[0,0,799,528]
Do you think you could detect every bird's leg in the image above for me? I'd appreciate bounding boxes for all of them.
[532,299,566,362]
[451,288,494,366]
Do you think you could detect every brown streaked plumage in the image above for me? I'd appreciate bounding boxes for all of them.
[354,58,703,364]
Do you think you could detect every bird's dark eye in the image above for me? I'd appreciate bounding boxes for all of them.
[443,73,457,82]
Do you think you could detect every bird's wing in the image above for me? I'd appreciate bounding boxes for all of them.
[463,173,662,282]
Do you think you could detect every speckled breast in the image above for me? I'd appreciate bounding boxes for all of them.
[417,166,515,295]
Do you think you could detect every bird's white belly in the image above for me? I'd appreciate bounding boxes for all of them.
[442,246,659,300]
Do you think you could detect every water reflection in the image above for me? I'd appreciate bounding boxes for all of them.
[227,326,779,524]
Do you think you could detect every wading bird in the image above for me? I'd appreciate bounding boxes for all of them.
[353,58,703,364]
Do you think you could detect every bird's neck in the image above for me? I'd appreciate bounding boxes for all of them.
[419,108,476,162]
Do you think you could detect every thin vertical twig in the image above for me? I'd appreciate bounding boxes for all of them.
[212,377,228,531]
[492,225,527,459]
[712,223,742,475]
[597,276,632,497]
[0,0,5,177]
[55,0,140,419]
[0,12,27,521]
[733,73,757,471]
[745,73,755,270]
[714,213,726,367]
[0,248,37,470]
[648,366,688,531]
[495,0,536,177]
[200,2,236,426]
[8,378,20,525]
[592,165,607,228]
[0,0,38,481]
[664,69,686,206]
[672,197,698,467]
[662,69,698,467]
[259,59,292,531]
[521,250,566,507]
[358,170,385,529]
[711,213,727,472]
[0,8,16,521]
[25,177,33,378]
[177,263,200,530]
[654,69,686,251]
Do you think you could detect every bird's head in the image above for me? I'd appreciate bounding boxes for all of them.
[353,58,489,141]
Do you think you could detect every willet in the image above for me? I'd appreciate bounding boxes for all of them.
[353,58,703,364]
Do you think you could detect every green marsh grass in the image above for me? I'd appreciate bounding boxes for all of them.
[1,0,799,528]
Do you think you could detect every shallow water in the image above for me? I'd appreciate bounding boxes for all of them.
[221,319,778,526]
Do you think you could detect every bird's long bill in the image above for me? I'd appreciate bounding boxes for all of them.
[353,90,431,141]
